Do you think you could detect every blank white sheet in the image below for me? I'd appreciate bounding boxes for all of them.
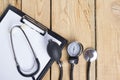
[0,10,61,80]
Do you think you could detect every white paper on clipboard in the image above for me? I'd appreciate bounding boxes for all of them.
[0,8,64,80]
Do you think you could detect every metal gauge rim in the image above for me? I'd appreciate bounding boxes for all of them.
[67,41,83,57]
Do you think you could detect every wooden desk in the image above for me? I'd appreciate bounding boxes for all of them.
[0,0,120,80]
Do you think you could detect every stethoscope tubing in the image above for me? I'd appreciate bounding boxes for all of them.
[10,25,40,79]
[87,60,91,80]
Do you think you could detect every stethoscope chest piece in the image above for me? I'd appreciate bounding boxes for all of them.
[83,48,97,62]
[83,48,97,80]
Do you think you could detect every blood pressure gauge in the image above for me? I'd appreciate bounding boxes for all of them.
[67,41,83,64]
[67,42,83,57]
[67,41,83,80]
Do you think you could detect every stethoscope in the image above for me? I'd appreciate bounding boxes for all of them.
[10,25,40,80]
[67,41,97,80]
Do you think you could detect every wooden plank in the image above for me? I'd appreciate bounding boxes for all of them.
[52,0,96,80]
[0,0,21,15]
[0,0,4,14]
[22,0,50,27]
[22,0,50,80]
[97,0,120,80]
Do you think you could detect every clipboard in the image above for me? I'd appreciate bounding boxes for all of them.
[0,5,67,80]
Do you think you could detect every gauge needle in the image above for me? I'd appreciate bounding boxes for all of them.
[73,46,75,53]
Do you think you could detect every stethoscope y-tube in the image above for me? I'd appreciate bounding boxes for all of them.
[10,25,40,80]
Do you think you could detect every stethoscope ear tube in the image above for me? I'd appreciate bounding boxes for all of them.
[10,25,40,80]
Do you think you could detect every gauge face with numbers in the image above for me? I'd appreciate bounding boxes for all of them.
[67,42,83,57]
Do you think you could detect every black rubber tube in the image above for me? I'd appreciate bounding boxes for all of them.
[58,61,63,80]
[87,61,91,80]
[32,76,35,80]
[70,64,74,80]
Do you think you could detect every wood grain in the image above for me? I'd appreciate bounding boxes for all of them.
[0,0,4,14]
[22,0,50,80]
[97,0,120,80]
[0,0,21,15]
[22,0,50,27]
[52,0,96,80]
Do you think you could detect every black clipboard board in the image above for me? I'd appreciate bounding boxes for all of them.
[0,5,67,80]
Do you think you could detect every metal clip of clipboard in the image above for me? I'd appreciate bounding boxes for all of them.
[20,15,48,36]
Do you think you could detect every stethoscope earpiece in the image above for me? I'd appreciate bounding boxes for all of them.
[83,48,97,62]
